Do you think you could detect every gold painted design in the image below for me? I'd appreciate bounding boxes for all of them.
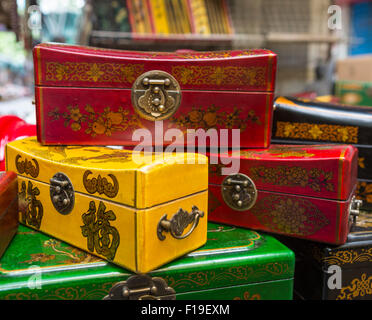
[337,274,372,300]
[356,181,372,204]
[208,163,226,177]
[21,239,102,265]
[3,282,115,300]
[169,105,260,131]
[163,262,291,290]
[321,248,372,266]
[45,62,144,83]
[48,105,143,137]
[250,166,334,192]
[26,145,132,166]
[359,157,366,169]
[233,291,261,300]
[15,155,39,178]
[275,121,358,143]
[169,49,270,60]
[81,201,120,261]
[18,181,43,230]
[234,146,315,159]
[83,170,119,198]
[250,196,329,236]
[172,65,267,87]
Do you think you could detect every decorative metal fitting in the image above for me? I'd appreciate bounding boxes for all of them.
[221,173,257,211]
[103,274,176,300]
[131,70,181,121]
[50,172,75,215]
[349,196,363,225]
[157,205,204,241]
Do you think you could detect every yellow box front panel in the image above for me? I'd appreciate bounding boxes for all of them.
[17,176,137,272]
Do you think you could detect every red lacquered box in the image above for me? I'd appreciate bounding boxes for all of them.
[0,115,36,171]
[33,43,276,148]
[0,171,18,259]
[208,144,360,245]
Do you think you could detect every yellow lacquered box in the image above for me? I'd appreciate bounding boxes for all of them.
[5,137,208,273]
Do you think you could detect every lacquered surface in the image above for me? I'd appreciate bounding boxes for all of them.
[5,137,209,272]
[273,96,372,146]
[12,174,207,274]
[35,87,273,148]
[279,211,372,300]
[33,43,276,92]
[208,144,358,245]
[209,144,358,201]
[0,171,18,259]
[6,137,208,208]
[208,186,353,245]
[33,43,276,148]
[0,223,294,300]
[272,96,372,182]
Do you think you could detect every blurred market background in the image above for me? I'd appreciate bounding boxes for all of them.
[0,0,372,122]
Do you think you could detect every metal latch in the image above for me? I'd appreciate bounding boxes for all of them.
[103,274,176,300]
[349,196,363,225]
[131,70,181,121]
[50,172,75,215]
[221,173,257,211]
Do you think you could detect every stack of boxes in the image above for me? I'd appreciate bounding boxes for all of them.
[0,43,366,300]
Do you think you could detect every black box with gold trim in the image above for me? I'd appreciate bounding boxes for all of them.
[272,96,372,210]
[277,210,372,300]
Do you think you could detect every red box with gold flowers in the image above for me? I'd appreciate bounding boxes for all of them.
[33,43,276,148]
[208,144,360,245]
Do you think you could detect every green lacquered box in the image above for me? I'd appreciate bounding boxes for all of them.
[335,80,372,107]
[0,223,294,300]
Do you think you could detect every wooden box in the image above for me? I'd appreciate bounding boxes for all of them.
[5,137,208,273]
[33,43,276,148]
[272,96,372,210]
[208,144,359,245]
[278,211,372,300]
[0,223,294,300]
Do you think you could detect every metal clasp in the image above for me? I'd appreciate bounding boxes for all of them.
[103,274,176,300]
[131,70,181,121]
[50,172,75,215]
[349,196,363,225]
[221,173,257,211]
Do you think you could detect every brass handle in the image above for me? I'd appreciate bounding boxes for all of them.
[157,206,204,241]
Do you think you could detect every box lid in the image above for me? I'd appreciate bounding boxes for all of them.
[273,96,372,146]
[209,144,358,201]
[5,137,207,209]
[33,43,276,92]
[0,223,294,299]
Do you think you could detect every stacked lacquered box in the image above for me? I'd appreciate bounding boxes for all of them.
[0,43,366,300]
